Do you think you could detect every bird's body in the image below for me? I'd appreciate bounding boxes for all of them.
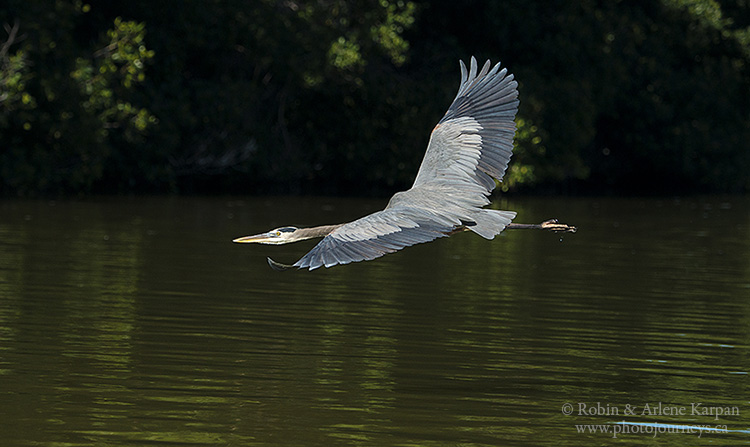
[234,57,576,270]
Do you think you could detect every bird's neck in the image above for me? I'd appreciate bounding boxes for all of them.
[296,224,342,240]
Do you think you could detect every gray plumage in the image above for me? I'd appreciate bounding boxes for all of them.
[295,57,518,270]
[233,57,575,270]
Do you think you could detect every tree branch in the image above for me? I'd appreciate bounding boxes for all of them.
[0,20,20,60]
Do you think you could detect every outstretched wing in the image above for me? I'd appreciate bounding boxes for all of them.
[293,206,453,270]
[292,57,518,270]
[412,57,518,196]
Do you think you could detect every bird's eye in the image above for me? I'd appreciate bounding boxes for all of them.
[275,231,282,236]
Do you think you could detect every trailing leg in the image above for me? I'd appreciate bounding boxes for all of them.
[506,219,577,233]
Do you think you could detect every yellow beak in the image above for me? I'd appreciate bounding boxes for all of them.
[232,232,276,244]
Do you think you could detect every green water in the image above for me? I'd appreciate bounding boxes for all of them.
[0,196,748,446]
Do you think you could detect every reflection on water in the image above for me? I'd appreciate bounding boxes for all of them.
[0,196,749,446]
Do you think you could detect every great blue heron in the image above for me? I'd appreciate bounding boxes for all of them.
[234,57,576,271]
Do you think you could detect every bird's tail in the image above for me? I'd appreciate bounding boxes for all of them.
[468,209,516,239]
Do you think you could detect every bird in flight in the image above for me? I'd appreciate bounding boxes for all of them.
[234,57,576,270]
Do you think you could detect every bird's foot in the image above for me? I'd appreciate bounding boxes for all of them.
[540,219,577,233]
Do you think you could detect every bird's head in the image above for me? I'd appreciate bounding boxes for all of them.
[232,226,300,245]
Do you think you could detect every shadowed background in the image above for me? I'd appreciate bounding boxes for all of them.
[1,0,749,196]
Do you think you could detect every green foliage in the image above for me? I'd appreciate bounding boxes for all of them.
[1,0,749,196]
[71,18,156,141]
[500,118,541,192]
[463,0,750,193]
[328,37,364,70]
[0,1,155,194]
[370,0,416,65]
[0,22,37,123]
